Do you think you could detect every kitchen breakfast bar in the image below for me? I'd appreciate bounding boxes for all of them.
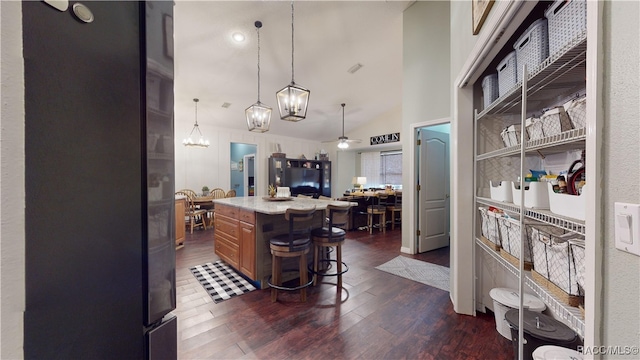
[211,196,354,289]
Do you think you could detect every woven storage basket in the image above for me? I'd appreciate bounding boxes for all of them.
[497,216,535,269]
[563,96,587,129]
[545,0,587,56]
[478,207,502,250]
[482,74,500,109]
[514,18,549,82]
[530,226,584,297]
[540,106,573,136]
[570,239,586,293]
[500,124,525,147]
[497,51,517,97]
[525,117,544,141]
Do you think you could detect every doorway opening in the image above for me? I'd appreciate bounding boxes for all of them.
[414,121,451,254]
[230,143,257,196]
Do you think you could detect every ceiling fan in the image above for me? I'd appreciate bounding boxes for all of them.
[323,103,362,149]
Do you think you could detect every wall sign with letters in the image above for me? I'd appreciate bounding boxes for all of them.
[370,132,400,145]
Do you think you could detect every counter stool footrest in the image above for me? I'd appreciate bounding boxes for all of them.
[308,259,349,277]
[267,272,314,291]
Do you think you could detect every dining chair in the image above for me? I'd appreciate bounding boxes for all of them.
[177,188,197,199]
[210,188,226,199]
[175,190,207,234]
[225,189,236,198]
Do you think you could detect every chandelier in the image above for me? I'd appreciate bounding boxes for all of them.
[276,1,310,122]
[183,98,209,148]
[246,21,272,132]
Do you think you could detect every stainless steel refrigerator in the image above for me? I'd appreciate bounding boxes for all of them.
[23,2,177,358]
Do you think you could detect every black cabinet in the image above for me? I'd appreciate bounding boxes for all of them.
[268,157,331,197]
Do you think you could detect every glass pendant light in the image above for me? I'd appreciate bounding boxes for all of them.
[246,21,272,132]
[183,98,210,148]
[276,1,310,122]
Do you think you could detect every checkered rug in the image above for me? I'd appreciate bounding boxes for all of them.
[375,255,450,292]
[190,261,257,303]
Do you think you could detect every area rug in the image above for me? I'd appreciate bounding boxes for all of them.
[375,256,450,292]
[190,260,256,303]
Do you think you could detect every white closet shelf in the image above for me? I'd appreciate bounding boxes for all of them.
[477,32,587,120]
[476,237,585,337]
[477,127,586,161]
[476,197,585,235]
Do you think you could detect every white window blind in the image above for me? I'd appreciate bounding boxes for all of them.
[381,152,402,186]
[360,151,381,187]
[360,150,402,188]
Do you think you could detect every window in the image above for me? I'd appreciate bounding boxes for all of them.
[360,150,402,188]
[380,151,402,186]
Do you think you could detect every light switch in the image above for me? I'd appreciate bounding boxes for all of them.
[615,202,640,256]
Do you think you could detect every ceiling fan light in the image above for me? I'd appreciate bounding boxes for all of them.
[338,139,349,149]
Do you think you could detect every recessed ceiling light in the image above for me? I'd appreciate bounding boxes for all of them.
[232,32,245,42]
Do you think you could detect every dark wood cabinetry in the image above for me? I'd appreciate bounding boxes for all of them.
[268,157,331,197]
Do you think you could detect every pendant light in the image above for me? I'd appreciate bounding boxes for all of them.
[183,98,210,148]
[246,21,272,132]
[276,1,310,122]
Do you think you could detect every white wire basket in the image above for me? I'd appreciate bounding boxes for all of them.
[564,96,587,129]
[539,106,573,136]
[545,0,587,56]
[531,226,584,297]
[514,18,549,82]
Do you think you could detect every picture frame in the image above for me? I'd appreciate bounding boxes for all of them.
[163,14,174,59]
[472,0,494,35]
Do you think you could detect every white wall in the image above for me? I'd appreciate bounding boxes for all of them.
[331,103,403,196]
[0,2,25,358]
[602,0,640,348]
[175,124,324,197]
[402,1,451,256]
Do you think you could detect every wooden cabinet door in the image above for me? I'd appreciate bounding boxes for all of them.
[239,222,256,279]
[175,198,186,247]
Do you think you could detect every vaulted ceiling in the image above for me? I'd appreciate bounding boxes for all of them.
[174,1,413,142]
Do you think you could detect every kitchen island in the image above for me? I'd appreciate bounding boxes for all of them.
[211,196,354,289]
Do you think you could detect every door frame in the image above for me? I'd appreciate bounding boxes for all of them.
[243,153,255,196]
[406,117,450,255]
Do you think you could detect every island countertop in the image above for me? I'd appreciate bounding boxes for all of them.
[212,196,354,215]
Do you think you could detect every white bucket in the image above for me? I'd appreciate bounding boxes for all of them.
[489,288,546,339]
[533,345,583,360]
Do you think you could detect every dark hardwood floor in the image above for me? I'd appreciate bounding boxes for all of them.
[174,225,513,359]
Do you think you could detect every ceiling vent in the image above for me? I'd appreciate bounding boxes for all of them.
[221,102,232,108]
[347,63,364,74]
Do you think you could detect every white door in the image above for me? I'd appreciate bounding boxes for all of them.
[418,129,450,252]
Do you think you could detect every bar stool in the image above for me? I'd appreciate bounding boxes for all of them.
[267,207,316,302]
[387,192,402,230]
[309,204,350,288]
[367,194,388,234]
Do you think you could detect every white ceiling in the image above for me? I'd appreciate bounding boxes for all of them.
[173,0,413,142]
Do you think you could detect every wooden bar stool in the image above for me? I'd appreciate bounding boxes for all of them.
[267,207,316,302]
[309,204,350,288]
[387,192,402,230]
[367,194,388,234]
